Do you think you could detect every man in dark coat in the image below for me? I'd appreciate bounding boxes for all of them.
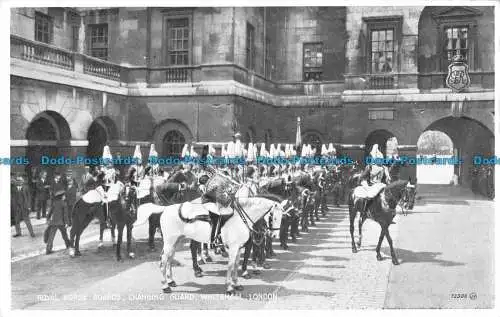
[65,176,78,226]
[45,190,70,254]
[13,175,35,238]
[50,171,65,200]
[36,170,50,219]
[80,166,93,195]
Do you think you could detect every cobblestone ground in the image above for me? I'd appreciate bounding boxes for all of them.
[11,185,494,309]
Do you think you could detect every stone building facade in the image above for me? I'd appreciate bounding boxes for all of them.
[10,6,494,184]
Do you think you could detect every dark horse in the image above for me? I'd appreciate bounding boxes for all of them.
[69,179,134,261]
[348,180,410,265]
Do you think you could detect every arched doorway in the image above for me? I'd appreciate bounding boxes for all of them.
[26,110,72,178]
[86,117,119,159]
[364,129,395,161]
[420,116,494,186]
[153,119,193,160]
[416,130,454,184]
[162,130,186,158]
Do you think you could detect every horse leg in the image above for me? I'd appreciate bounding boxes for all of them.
[111,222,116,246]
[357,215,366,248]
[225,246,240,295]
[349,197,358,253]
[241,238,252,279]
[232,249,243,291]
[375,226,386,261]
[148,216,156,251]
[98,221,105,248]
[126,224,135,259]
[202,243,212,263]
[160,238,177,293]
[71,214,93,257]
[190,240,203,278]
[116,224,124,262]
[384,227,399,265]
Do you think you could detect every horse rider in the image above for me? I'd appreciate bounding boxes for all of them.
[245,165,259,196]
[356,144,392,216]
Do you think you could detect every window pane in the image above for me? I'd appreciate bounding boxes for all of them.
[386,30,393,40]
[372,30,379,42]
[379,31,386,41]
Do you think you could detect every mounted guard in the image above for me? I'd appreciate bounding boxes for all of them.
[353,144,391,217]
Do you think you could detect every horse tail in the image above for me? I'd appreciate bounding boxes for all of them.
[134,203,165,226]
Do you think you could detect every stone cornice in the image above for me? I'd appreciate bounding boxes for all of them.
[11,59,494,107]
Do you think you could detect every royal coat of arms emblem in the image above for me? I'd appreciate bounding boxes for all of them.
[446,55,471,92]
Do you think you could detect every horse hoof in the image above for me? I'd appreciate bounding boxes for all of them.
[168,281,177,287]
[69,248,75,257]
[198,259,205,265]
[162,286,172,294]
[234,285,244,291]
[225,290,235,296]
[74,251,82,257]
[242,271,251,279]
[376,254,383,261]
[392,258,400,265]
[352,247,357,253]
[98,242,104,248]
[221,251,229,258]
[128,252,135,259]
[204,256,213,263]
[117,257,123,262]
[194,271,203,278]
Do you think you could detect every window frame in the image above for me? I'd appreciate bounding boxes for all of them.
[162,130,186,158]
[34,11,53,44]
[363,16,402,74]
[87,23,109,60]
[438,20,477,71]
[303,42,324,81]
[246,22,256,71]
[164,15,192,66]
[71,25,80,52]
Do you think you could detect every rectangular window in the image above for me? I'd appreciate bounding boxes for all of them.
[71,25,79,52]
[246,22,255,71]
[35,12,53,44]
[444,26,469,63]
[89,24,108,60]
[166,18,189,66]
[370,28,394,73]
[303,42,323,81]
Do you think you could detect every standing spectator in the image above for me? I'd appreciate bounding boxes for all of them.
[45,190,70,254]
[12,175,35,238]
[65,176,78,227]
[28,167,38,215]
[36,170,50,219]
[80,166,93,195]
[50,171,65,200]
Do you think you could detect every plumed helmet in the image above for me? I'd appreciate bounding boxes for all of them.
[370,144,384,159]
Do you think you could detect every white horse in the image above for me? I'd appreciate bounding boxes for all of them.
[134,196,283,294]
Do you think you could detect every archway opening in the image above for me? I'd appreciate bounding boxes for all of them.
[416,130,454,184]
[86,117,119,159]
[420,116,494,188]
[364,129,395,162]
[25,110,71,178]
[162,130,186,158]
